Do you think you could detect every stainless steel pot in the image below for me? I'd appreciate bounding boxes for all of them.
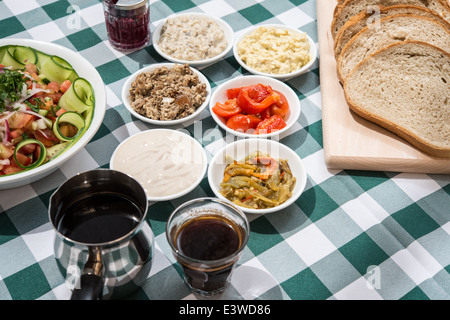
[49,169,154,300]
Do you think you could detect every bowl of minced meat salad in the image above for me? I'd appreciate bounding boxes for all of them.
[152,13,234,67]
[122,63,211,125]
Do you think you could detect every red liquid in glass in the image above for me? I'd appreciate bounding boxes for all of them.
[103,0,150,52]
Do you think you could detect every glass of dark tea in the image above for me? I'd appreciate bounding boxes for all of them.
[166,197,250,297]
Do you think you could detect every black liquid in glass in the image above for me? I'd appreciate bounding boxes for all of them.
[175,216,243,292]
[56,193,142,244]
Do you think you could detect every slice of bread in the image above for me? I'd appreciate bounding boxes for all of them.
[344,41,450,158]
[331,0,450,39]
[334,5,450,58]
[337,14,450,81]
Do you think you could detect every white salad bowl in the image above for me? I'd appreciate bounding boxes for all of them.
[0,38,106,190]
[233,24,317,80]
[122,63,211,126]
[152,12,234,68]
[209,75,300,138]
[207,138,307,214]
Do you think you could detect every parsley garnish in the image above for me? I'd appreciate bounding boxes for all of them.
[0,69,27,113]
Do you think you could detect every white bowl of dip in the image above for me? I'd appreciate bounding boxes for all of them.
[110,129,207,201]
[122,63,211,125]
[152,12,234,68]
[233,24,317,80]
[207,138,307,214]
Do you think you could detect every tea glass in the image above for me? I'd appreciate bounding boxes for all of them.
[166,197,250,297]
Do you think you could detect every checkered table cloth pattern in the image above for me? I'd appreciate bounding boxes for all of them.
[0,0,449,301]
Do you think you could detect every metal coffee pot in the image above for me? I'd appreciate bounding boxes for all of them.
[48,169,154,300]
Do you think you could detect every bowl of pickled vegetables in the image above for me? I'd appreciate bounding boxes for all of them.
[0,39,106,189]
[207,138,307,214]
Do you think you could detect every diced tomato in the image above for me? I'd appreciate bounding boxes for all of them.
[60,80,71,93]
[0,143,14,159]
[8,113,35,129]
[226,114,262,132]
[25,63,38,74]
[55,108,67,117]
[212,99,241,119]
[254,115,287,134]
[13,152,32,167]
[2,165,22,175]
[33,129,59,147]
[9,128,25,139]
[47,81,60,93]
[18,142,36,155]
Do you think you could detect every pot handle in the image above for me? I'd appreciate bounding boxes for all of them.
[71,246,104,300]
[71,274,104,300]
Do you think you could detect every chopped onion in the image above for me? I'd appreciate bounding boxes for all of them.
[4,119,10,142]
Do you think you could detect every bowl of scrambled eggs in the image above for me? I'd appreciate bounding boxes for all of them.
[233,24,316,80]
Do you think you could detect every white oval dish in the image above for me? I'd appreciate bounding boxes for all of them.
[209,75,300,138]
[0,39,106,190]
[152,12,234,68]
[110,129,207,201]
[207,138,307,214]
[233,24,317,80]
[122,63,211,126]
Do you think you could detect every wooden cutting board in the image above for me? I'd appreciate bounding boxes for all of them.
[317,0,450,174]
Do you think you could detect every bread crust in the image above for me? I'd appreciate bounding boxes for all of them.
[343,41,450,158]
[333,4,450,59]
[336,14,450,82]
[331,0,450,39]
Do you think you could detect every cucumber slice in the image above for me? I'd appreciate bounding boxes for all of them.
[46,141,70,160]
[1,46,38,69]
[39,55,76,84]
[35,51,51,70]
[58,78,94,114]
[1,46,24,69]
[0,46,7,64]
[14,139,47,169]
[13,46,38,65]
[53,111,85,141]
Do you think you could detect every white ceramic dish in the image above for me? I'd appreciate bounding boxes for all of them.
[110,129,207,201]
[233,24,317,80]
[122,63,211,126]
[208,138,307,214]
[209,75,300,138]
[152,12,234,67]
[0,38,106,190]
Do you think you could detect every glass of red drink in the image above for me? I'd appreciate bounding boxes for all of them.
[102,0,150,53]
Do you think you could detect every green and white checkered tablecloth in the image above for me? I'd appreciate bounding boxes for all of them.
[0,0,449,301]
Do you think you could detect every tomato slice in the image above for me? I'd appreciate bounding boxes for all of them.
[254,115,287,134]
[226,114,262,132]
[212,98,241,119]
[270,90,289,118]
[226,87,243,99]
[237,88,276,114]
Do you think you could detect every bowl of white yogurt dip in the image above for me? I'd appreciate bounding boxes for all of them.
[110,129,207,201]
[152,12,234,67]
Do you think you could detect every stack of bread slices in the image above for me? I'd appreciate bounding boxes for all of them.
[331,0,450,158]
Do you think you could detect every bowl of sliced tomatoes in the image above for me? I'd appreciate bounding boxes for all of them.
[209,75,300,138]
